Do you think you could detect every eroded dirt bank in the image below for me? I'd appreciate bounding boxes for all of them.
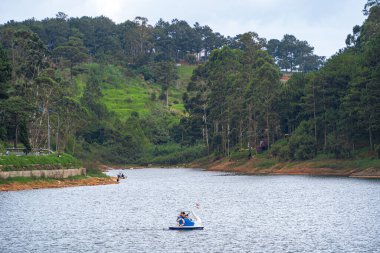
[0,177,118,191]
[190,158,380,178]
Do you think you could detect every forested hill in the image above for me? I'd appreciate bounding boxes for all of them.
[0,2,379,165]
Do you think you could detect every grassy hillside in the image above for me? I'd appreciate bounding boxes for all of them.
[75,63,196,122]
[177,64,196,87]
[101,79,156,121]
[171,64,196,113]
[64,63,200,164]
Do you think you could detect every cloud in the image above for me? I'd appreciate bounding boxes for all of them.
[92,0,124,20]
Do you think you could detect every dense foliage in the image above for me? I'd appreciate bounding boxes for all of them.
[267,34,325,72]
[0,14,231,163]
[181,5,380,160]
[0,2,378,164]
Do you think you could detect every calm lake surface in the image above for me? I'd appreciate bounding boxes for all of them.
[1,168,379,253]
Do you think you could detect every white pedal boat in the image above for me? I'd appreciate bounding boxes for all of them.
[169,210,204,230]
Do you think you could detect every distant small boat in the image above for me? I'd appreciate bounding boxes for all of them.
[169,210,204,230]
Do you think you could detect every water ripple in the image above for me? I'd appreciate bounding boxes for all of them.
[0,169,379,252]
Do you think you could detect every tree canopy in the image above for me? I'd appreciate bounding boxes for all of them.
[0,4,378,163]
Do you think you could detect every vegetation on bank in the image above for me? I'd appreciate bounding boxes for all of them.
[193,148,380,175]
[238,149,379,169]
[144,143,206,165]
[0,154,80,170]
[86,169,109,178]
[0,158,111,188]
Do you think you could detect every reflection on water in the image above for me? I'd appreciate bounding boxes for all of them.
[0,168,379,252]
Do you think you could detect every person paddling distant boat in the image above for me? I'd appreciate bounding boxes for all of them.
[116,172,127,182]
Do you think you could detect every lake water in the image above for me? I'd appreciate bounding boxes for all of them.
[0,168,379,252]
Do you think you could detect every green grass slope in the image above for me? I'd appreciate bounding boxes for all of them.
[177,64,196,87]
[0,154,80,170]
[101,79,156,121]
[75,63,196,122]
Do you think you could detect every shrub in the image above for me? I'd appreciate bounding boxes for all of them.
[325,134,352,159]
[150,92,157,101]
[138,65,154,81]
[374,144,380,159]
[82,161,108,177]
[256,159,278,168]
[288,121,316,160]
[270,139,290,160]
[0,142,5,154]
[142,143,206,165]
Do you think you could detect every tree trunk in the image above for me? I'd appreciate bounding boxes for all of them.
[165,89,169,107]
[214,121,219,134]
[322,82,327,150]
[181,129,184,146]
[239,119,243,149]
[247,102,253,147]
[221,124,225,155]
[227,122,230,158]
[14,116,18,148]
[266,109,270,149]
[11,40,16,87]
[203,106,209,153]
[70,62,73,82]
[56,115,60,153]
[252,111,258,148]
[72,136,76,155]
[312,83,317,144]
[369,119,373,150]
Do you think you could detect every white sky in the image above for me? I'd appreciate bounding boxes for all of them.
[0,0,367,57]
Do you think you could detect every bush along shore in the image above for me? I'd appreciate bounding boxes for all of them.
[189,151,380,178]
[0,154,117,191]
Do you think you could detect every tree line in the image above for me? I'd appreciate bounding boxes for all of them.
[1,12,323,67]
[179,5,380,160]
[0,2,378,163]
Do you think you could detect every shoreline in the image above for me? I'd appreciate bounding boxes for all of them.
[188,158,380,179]
[102,160,380,179]
[0,176,118,192]
[5,159,374,192]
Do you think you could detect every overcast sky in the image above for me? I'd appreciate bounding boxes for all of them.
[0,0,367,57]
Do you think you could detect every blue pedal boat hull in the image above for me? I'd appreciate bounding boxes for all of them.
[169,226,204,230]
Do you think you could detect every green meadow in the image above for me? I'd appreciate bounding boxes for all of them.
[75,63,196,122]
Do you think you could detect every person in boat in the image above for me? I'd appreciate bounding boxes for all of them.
[177,212,186,226]
[177,212,194,226]
[178,212,186,218]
